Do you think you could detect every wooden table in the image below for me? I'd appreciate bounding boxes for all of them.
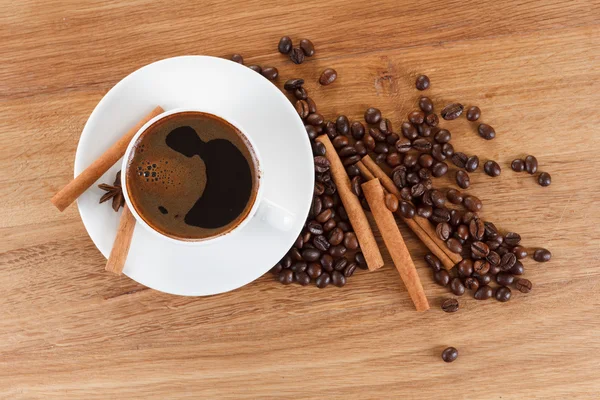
[2,1,599,398]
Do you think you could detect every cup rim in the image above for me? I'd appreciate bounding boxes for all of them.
[121,107,263,246]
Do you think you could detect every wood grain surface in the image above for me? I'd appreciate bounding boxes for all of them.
[1,0,599,398]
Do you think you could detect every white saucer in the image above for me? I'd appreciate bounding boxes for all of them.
[75,56,314,296]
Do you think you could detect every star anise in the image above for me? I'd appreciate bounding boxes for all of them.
[98,171,125,212]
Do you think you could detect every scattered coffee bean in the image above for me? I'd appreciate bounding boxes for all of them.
[442,347,458,362]
[465,155,479,172]
[418,96,434,113]
[231,54,243,64]
[434,269,451,286]
[339,145,357,158]
[515,278,532,293]
[441,103,464,120]
[294,87,308,100]
[478,124,496,140]
[415,74,430,90]
[471,241,490,258]
[344,232,359,250]
[432,207,450,223]
[512,246,528,260]
[417,204,433,218]
[320,254,334,272]
[496,286,512,302]
[271,263,283,275]
[504,232,521,246]
[538,172,551,187]
[385,193,399,212]
[313,235,330,251]
[278,269,294,285]
[463,195,482,212]
[446,189,463,205]
[307,263,322,279]
[248,65,262,73]
[284,78,304,91]
[331,270,346,287]
[425,113,439,127]
[430,162,448,178]
[484,160,501,177]
[473,260,490,275]
[364,107,382,124]
[511,159,525,172]
[404,153,419,168]
[446,238,463,254]
[329,245,347,258]
[451,152,468,169]
[314,156,330,173]
[378,119,392,135]
[315,272,331,288]
[474,285,493,300]
[306,113,324,126]
[399,201,416,219]
[401,122,418,140]
[500,252,517,271]
[299,38,315,56]
[351,121,365,139]
[319,68,337,85]
[496,272,514,286]
[413,138,432,152]
[442,143,454,157]
[386,152,401,167]
[487,250,501,267]
[408,111,425,125]
[290,261,307,273]
[418,154,434,168]
[511,261,524,275]
[455,170,470,189]
[332,135,349,149]
[464,277,479,291]
[441,298,459,313]
[450,278,466,296]
[290,47,305,64]
[364,135,376,151]
[525,155,538,174]
[351,176,363,197]
[434,129,451,144]
[425,253,442,271]
[456,224,469,241]
[261,67,278,80]
[295,271,311,285]
[278,36,293,54]
[533,248,552,262]
[466,106,481,121]
[344,262,357,277]
[436,222,452,241]
[457,259,474,278]
[295,100,309,119]
[302,248,321,262]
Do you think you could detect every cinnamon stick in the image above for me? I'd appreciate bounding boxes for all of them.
[362,179,430,311]
[361,155,462,267]
[105,203,136,275]
[356,160,456,270]
[51,106,165,211]
[316,136,384,271]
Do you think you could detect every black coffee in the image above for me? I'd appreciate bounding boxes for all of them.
[126,112,259,240]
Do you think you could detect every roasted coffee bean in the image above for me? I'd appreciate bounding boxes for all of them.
[386,152,402,167]
[474,285,493,300]
[417,97,433,114]
[350,176,363,197]
[418,168,431,180]
[525,155,538,174]
[311,197,323,218]
[451,152,468,169]
[511,159,525,172]
[446,189,463,205]
[290,47,305,64]
[295,271,311,286]
[315,272,331,288]
[538,172,551,187]
[431,144,446,162]
[533,248,552,262]
[278,36,293,54]
[442,143,454,157]
[400,187,412,201]
[431,162,448,178]
[344,232,359,250]
[319,68,337,85]
[322,195,334,209]
[320,254,334,272]
[495,286,511,302]
[464,277,479,291]
[408,111,425,125]
[486,237,502,251]
[332,135,349,149]
[497,246,509,256]
[395,137,412,153]
[425,254,442,271]
[284,78,304,91]
[349,121,365,140]
[337,206,348,221]
[425,113,439,127]
[325,121,337,139]
[278,269,294,284]
[347,165,360,178]
[385,193,399,212]
[417,204,433,218]
[441,298,459,313]
[515,278,532,293]
[466,106,481,121]
[295,100,309,119]
[328,227,345,246]
[261,67,279,80]
[306,125,319,141]
[355,252,367,269]
[434,269,451,286]
[430,189,446,208]
[339,145,357,158]
[323,219,336,232]
[463,195,482,212]
[442,347,458,363]
[457,259,473,278]
[354,141,368,156]
[302,248,321,262]
[398,201,415,218]
[462,212,478,225]
[413,138,432,152]
[329,245,347,258]
[369,127,387,142]
[441,103,464,120]
[334,257,348,272]
[294,234,304,249]
[436,222,452,241]
[314,156,330,173]
[455,170,470,189]
[331,270,346,287]
[504,232,521,247]
[364,107,382,124]
[248,65,262,73]
[401,122,418,140]
[364,135,376,151]
[496,272,514,286]
[294,87,308,100]
[483,221,499,238]
[422,189,433,206]
[313,235,330,251]
[378,118,393,135]
[450,278,466,296]
[306,113,324,126]
[374,142,390,154]
[271,263,283,275]
[307,220,324,235]
[230,54,244,64]
[465,155,479,172]
[433,129,451,144]
[404,153,419,168]
[432,207,451,223]
[374,153,386,165]
[416,123,431,138]
[446,238,463,254]
[314,141,327,158]
[392,166,407,188]
[471,242,490,258]
[474,273,492,286]
[500,252,517,271]
[290,261,308,273]
[290,247,303,260]
[450,211,462,227]
[331,116,348,137]
[484,160,501,177]
[487,251,501,267]
[386,133,400,146]
[456,224,470,241]
[473,260,490,275]
[512,246,528,260]
[478,124,496,140]
[411,183,426,199]
[415,74,430,90]
[316,209,333,223]
[344,262,357,277]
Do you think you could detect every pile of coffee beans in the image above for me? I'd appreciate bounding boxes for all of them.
[230,54,279,81]
[278,36,315,65]
[512,155,552,187]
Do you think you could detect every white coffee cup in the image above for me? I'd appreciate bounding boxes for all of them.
[121,107,295,245]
